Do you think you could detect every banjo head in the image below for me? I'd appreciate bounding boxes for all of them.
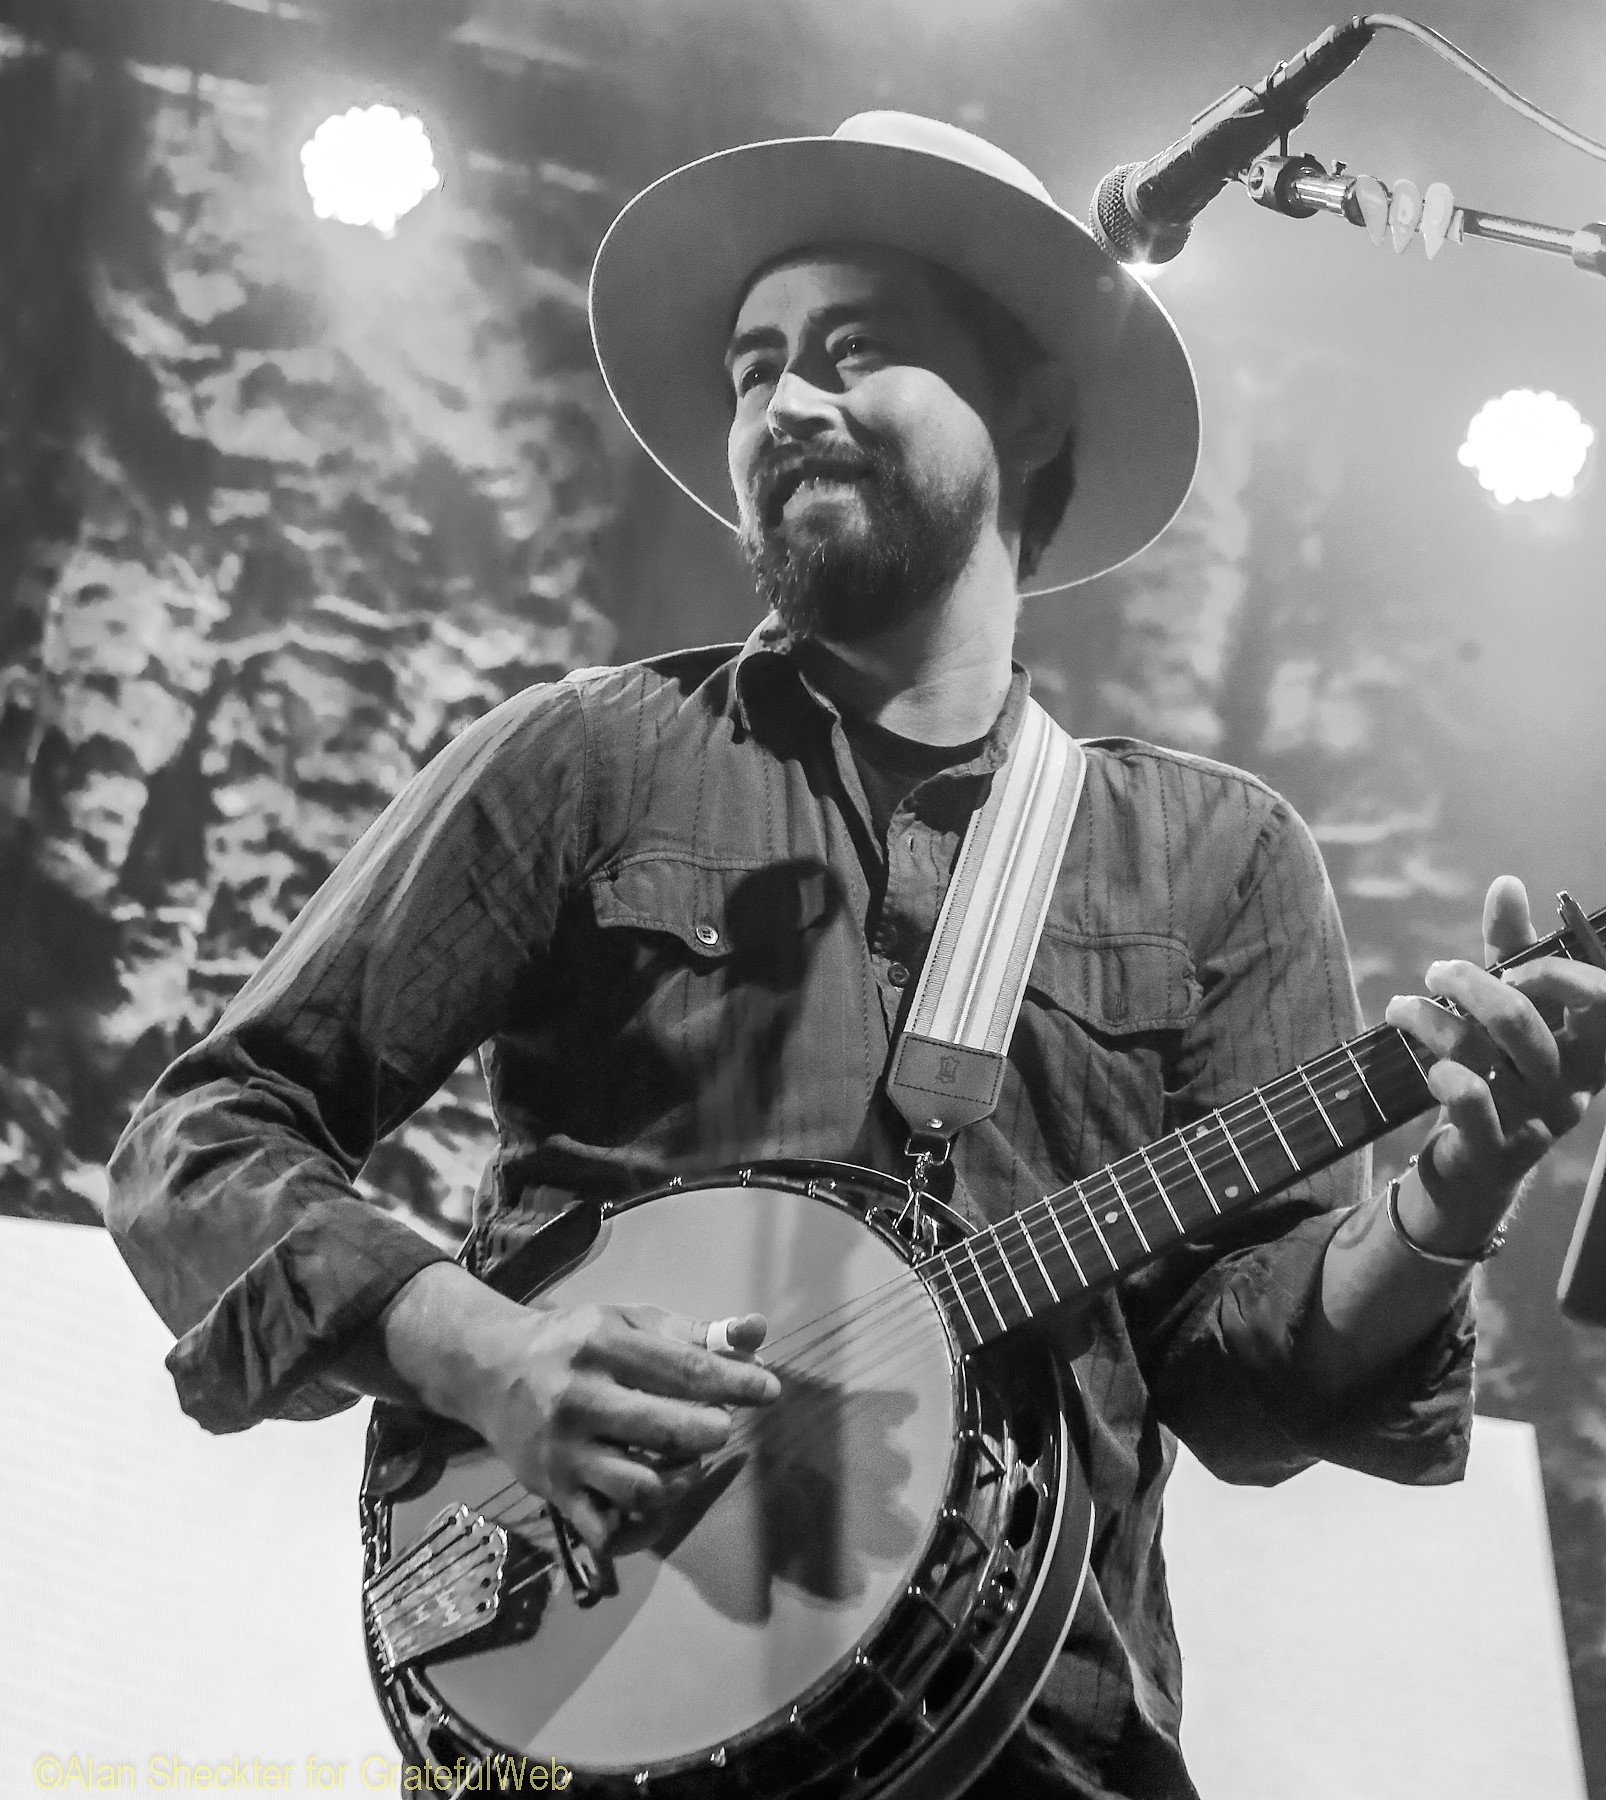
[382,1175,959,1773]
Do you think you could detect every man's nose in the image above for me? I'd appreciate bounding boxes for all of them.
[766,369,840,443]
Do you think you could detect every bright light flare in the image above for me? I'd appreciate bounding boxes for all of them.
[1125,260,1165,283]
[300,105,441,234]
[1457,389,1595,505]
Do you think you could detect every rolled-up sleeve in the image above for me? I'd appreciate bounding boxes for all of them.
[105,681,589,1432]
[1121,791,1476,1488]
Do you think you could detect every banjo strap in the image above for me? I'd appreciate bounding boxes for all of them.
[885,696,1086,1151]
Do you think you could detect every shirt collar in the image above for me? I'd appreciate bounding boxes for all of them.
[730,611,1032,776]
[730,611,802,733]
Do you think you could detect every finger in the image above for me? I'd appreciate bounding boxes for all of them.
[588,1318,781,1405]
[1423,960,1562,1091]
[1424,1058,1503,1149]
[1497,961,1572,1035]
[1504,958,1606,1021]
[615,1302,701,1339]
[1418,1063,1547,1210]
[692,1313,770,1357]
[573,1445,705,1516]
[1426,1034,1584,1151]
[717,1313,770,1355]
[560,1373,735,1456]
[1387,983,1576,1138]
[1385,992,1467,1063]
[1483,875,1536,966]
[617,1304,772,1358]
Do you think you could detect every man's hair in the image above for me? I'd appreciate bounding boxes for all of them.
[924,263,1076,581]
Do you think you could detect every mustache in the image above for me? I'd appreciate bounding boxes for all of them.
[749,443,880,528]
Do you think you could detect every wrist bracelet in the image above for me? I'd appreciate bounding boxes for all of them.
[1384,1165,1509,1267]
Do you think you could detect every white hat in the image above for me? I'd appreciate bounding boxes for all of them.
[589,111,1200,596]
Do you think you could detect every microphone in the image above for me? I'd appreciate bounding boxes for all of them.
[1090,16,1377,264]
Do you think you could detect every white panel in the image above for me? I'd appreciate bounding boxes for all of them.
[1166,1416,1586,1800]
[0,1217,394,1792]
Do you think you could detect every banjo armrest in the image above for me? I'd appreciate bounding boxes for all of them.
[477,1194,604,1304]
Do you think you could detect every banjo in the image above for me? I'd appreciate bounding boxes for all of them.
[356,893,1606,1799]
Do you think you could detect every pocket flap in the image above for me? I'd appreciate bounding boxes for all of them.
[1030,931,1199,1034]
[589,856,744,958]
[588,855,847,968]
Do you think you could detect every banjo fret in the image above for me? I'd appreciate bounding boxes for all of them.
[912,921,1599,1348]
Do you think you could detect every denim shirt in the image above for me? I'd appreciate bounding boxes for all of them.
[107,615,1474,1800]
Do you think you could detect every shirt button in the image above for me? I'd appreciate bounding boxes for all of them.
[888,962,910,987]
[694,922,719,947]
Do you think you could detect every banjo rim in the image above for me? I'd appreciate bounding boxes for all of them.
[362,1159,1091,1798]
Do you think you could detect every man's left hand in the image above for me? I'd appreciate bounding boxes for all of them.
[1384,875,1606,1245]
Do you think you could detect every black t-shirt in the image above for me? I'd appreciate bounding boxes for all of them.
[839,712,988,950]
[839,710,988,846]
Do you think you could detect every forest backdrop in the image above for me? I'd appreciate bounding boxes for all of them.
[2,0,1604,1784]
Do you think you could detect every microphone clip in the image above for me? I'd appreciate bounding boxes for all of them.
[1243,152,1331,220]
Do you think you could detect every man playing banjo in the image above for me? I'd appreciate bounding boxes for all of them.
[109,114,1606,1799]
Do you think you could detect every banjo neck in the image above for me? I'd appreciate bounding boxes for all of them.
[924,897,1606,1353]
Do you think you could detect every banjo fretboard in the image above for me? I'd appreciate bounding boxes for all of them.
[927,896,1605,1350]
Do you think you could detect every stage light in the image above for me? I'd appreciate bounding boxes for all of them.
[1457,389,1595,505]
[299,105,441,234]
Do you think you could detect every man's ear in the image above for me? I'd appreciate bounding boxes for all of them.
[1000,359,1076,474]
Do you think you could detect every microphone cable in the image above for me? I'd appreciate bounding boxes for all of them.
[1361,14,1606,165]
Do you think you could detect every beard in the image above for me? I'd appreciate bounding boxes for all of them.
[737,440,992,643]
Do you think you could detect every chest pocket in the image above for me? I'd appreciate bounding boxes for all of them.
[589,856,742,959]
[1021,930,1200,1156]
[587,854,847,988]
[1027,930,1200,1036]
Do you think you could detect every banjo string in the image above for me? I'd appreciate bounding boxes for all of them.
[443,1282,943,1533]
[401,1321,945,1600]
[406,1077,1361,1549]
[480,1324,948,1549]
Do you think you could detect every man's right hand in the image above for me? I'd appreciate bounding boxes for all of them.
[368,1263,780,1551]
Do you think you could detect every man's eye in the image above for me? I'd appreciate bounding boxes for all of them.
[736,363,774,397]
[836,335,880,361]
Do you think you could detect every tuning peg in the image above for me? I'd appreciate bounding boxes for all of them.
[1354,175,1391,244]
[1422,182,1455,259]
[1388,178,1422,252]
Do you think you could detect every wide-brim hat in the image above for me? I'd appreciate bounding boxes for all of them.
[589,111,1200,597]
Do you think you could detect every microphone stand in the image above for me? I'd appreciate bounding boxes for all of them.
[1242,146,1606,278]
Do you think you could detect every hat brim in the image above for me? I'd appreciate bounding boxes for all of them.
[589,135,1200,597]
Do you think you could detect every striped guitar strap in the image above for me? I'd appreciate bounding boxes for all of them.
[885,697,1086,1152]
